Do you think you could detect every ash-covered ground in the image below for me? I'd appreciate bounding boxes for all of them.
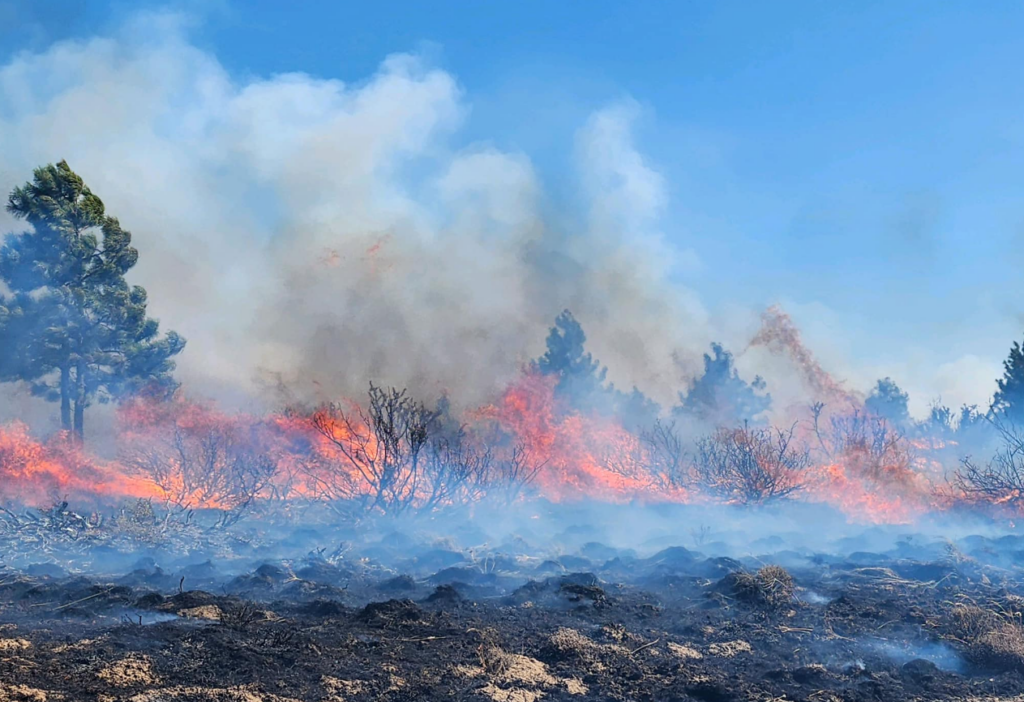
[1,501,1023,702]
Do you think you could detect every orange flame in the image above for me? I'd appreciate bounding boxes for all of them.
[0,422,163,506]
[0,371,994,525]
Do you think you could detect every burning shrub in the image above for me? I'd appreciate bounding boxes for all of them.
[310,384,542,515]
[953,421,1024,512]
[119,402,278,524]
[0,423,158,507]
[692,424,809,504]
[812,403,914,486]
[310,384,440,515]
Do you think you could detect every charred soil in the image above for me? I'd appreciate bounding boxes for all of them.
[2,529,1024,701]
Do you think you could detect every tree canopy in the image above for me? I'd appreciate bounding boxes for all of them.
[0,161,184,442]
[533,309,659,429]
[865,377,911,426]
[675,342,771,427]
[993,339,1024,423]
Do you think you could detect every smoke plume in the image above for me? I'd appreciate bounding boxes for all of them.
[0,10,1001,426]
[0,11,712,415]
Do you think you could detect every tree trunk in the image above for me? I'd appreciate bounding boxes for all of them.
[73,400,84,446]
[59,363,72,433]
[73,361,85,446]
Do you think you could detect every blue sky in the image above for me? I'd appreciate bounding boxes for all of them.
[2,0,1023,414]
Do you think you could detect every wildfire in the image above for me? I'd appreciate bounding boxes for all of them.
[0,371,999,525]
[0,422,164,506]
[749,306,860,411]
[477,373,682,502]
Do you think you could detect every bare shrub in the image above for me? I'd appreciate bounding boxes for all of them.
[812,402,913,485]
[421,428,493,510]
[109,498,195,542]
[693,424,809,504]
[718,565,795,610]
[489,443,544,504]
[953,421,1024,511]
[311,384,544,514]
[753,565,795,608]
[220,602,262,631]
[121,422,277,526]
[639,419,687,487]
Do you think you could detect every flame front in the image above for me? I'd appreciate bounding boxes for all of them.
[0,372,999,525]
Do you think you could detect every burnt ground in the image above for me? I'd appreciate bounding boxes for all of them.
[2,513,1024,701]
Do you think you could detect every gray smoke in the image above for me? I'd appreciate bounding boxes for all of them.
[0,12,713,414]
[0,10,998,423]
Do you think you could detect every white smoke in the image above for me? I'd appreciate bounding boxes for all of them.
[0,11,710,414]
[0,10,1000,425]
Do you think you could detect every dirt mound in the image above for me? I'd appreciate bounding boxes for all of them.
[425,584,463,604]
[0,684,55,702]
[355,599,421,626]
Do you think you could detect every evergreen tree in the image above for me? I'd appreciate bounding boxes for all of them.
[865,377,911,426]
[675,342,770,427]
[534,310,608,404]
[993,339,1024,423]
[533,309,660,426]
[0,161,184,442]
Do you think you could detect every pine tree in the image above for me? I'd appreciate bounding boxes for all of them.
[993,339,1024,423]
[675,342,770,427]
[533,309,660,426]
[865,377,911,426]
[534,310,608,404]
[0,161,185,443]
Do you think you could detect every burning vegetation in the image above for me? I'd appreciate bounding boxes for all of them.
[4,163,1024,700]
[4,162,1024,524]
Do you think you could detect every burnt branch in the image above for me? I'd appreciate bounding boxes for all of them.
[954,420,1024,509]
[693,423,809,505]
[121,423,278,523]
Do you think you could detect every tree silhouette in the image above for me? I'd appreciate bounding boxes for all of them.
[993,338,1024,423]
[675,342,770,427]
[534,309,659,428]
[865,377,911,426]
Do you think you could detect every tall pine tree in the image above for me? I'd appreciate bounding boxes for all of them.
[0,161,184,443]
[534,310,608,403]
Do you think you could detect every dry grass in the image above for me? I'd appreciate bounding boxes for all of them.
[706,640,753,658]
[0,684,56,702]
[126,687,301,702]
[721,565,795,610]
[947,603,1024,672]
[96,655,159,687]
[0,638,32,654]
